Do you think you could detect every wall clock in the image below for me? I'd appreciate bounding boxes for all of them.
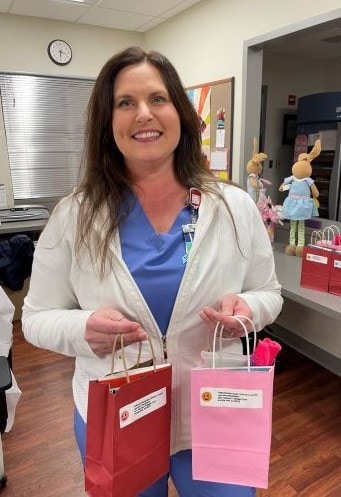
[47,39,72,66]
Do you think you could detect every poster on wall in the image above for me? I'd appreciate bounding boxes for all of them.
[186,78,234,179]
[187,86,211,165]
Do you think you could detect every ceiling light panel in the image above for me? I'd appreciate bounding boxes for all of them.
[10,0,90,21]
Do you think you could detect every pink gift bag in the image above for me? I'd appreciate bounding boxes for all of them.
[191,316,275,489]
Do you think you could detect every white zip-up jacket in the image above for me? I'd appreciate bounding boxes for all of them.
[22,184,282,454]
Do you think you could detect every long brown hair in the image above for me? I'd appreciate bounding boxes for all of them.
[75,46,236,275]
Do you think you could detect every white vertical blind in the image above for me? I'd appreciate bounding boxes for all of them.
[0,73,95,200]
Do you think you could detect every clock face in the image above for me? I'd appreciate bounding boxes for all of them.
[47,39,72,66]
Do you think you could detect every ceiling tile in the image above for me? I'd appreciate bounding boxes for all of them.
[160,0,203,18]
[135,17,169,33]
[3,0,204,30]
[97,0,185,18]
[78,7,154,31]
[49,0,98,5]
[0,0,12,12]
[10,0,89,22]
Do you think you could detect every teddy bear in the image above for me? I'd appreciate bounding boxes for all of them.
[246,137,270,202]
[279,139,321,257]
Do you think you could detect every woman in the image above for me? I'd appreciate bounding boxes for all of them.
[22,47,282,497]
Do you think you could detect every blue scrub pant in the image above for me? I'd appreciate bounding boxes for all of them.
[75,409,255,497]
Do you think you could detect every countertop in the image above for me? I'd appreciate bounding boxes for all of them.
[274,244,341,321]
[0,218,47,235]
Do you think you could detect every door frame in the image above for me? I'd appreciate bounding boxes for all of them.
[240,8,341,189]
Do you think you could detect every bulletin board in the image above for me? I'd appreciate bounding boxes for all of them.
[186,77,234,181]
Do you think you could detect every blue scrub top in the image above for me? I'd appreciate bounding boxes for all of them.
[119,196,191,335]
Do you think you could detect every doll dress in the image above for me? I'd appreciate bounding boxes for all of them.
[282,176,319,220]
[247,173,259,202]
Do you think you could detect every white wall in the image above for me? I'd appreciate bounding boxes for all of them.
[144,0,341,183]
[0,13,142,76]
[0,13,142,205]
[1,1,341,201]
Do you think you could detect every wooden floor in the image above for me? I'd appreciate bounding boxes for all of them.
[1,322,340,496]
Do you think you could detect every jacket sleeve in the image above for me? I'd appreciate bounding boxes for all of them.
[0,287,14,356]
[234,193,283,330]
[22,200,95,358]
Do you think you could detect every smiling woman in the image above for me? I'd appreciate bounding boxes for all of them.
[112,62,181,176]
[22,46,282,497]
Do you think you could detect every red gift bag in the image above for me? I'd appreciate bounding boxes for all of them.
[329,251,341,296]
[300,245,332,292]
[85,335,172,497]
[191,317,275,489]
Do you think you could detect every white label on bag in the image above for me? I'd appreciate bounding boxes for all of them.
[306,253,328,264]
[334,260,341,268]
[200,387,262,408]
[119,387,166,428]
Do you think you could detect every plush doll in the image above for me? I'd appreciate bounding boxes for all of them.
[279,139,321,257]
[246,137,269,202]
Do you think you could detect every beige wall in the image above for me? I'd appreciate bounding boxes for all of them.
[0,13,142,76]
[0,13,142,204]
[1,0,341,197]
[145,0,341,182]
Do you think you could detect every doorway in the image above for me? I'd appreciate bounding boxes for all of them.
[241,9,341,200]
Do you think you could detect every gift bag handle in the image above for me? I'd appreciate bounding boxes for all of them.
[210,317,257,368]
[310,229,323,246]
[111,334,156,383]
[323,225,340,241]
[212,315,256,372]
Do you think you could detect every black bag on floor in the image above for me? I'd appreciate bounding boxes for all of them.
[0,235,35,291]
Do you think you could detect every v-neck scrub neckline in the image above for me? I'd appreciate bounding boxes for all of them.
[119,196,192,335]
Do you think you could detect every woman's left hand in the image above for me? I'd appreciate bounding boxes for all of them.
[199,294,253,338]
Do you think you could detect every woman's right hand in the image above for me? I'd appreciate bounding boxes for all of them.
[84,308,148,358]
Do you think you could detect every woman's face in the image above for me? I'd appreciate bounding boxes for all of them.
[112,62,181,171]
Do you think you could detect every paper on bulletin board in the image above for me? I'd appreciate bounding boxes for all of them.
[187,85,211,164]
[186,77,234,177]
[215,129,225,148]
[210,149,228,171]
[215,107,226,148]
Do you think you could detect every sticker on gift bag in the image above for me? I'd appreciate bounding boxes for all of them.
[119,387,166,427]
[306,252,329,264]
[200,387,263,408]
